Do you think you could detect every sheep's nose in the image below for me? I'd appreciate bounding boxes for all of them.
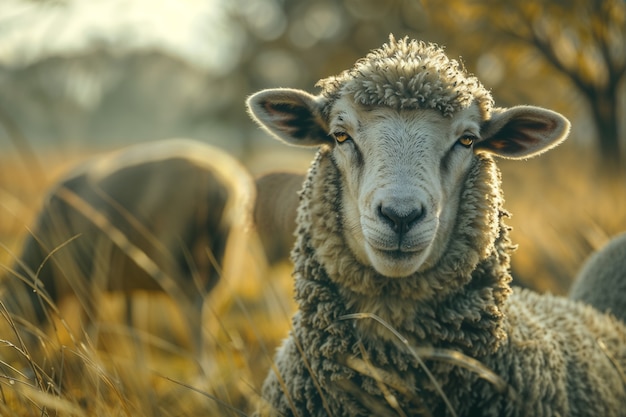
[379,204,425,234]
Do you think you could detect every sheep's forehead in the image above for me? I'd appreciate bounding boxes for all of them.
[330,98,482,148]
[318,37,493,118]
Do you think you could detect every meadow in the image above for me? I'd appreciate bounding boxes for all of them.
[0,140,623,416]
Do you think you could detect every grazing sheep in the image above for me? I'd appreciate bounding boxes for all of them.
[247,36,626,417]
[254,172,304,265]
[570,232,626,322]
[6,139,253,340]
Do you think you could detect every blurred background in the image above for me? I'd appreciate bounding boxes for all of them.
[2,0,624,291]
[0,1,624,415]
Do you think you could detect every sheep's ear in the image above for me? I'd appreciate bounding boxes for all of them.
[476,106,570,159]
[247,88,332,147]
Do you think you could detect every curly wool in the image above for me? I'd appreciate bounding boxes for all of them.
[257,148,626,417]
[570,232,626,323]
[316,35,494,118]
[255,35,626,417]
[296,150,512,357]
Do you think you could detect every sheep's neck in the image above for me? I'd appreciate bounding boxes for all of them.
[293,148,513,358]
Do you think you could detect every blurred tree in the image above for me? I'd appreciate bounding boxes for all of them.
[0,0,245,154]
[4,0,623,174]
[216,0,437,155]
[0,51,227,146]
[224,0,432,90]
[425,0,626,173]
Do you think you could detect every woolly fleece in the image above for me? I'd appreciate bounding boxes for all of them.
[256,38,626,417]
[570,232,626,323]
[257,148,626,417]
[316,36,494,118]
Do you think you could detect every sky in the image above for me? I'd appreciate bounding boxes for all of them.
[0,0,243,75]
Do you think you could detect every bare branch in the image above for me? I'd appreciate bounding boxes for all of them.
[499,3,597,96]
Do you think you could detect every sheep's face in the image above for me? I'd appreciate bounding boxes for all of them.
[247,88,570,278]
[327,96,481,277]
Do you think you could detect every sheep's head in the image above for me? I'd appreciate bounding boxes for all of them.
[248,37,570,278]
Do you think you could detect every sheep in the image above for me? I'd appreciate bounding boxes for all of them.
[5,139,254,345]
[254,171,303,265]
[247,36,626,417]
[570,232,626,323]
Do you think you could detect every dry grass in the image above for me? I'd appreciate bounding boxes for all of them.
[0,243,295,416]
[0,142,624,416]
[499,145,626,293]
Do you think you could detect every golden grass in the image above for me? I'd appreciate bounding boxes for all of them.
[0,250,295,416]
[499,145,626,293]
[0,143,624,416]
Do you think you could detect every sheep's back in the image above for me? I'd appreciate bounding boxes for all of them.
[254,172,303,265]
[570,232,626,323]
[493,288,626,417]
[8,139,253,323]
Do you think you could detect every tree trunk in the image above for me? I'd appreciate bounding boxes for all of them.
[588,88,622,174]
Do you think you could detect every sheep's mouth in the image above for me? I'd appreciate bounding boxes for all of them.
[366,245,429,277]
[362,231,433,276]
[367,237,429,256]
[374,247,421,261]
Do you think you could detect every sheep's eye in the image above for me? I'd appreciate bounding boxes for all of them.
[333,132,352,144]
[457,134,476,148]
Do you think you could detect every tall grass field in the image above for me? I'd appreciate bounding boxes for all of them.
[0,143,623,416]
